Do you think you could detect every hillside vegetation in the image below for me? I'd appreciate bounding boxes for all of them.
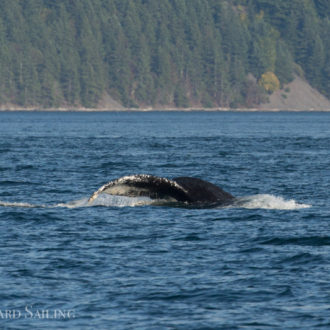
[0,0,329,109]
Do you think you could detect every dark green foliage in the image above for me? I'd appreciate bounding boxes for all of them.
[0,0,328,108]
[275,40,294,85]
[252,0,330,98]
[314,0,330,18]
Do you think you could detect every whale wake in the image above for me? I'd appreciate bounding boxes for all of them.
[0,194,311,210]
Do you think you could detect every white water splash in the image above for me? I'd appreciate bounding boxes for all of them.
[1,194,311,210]
[235,194,311,210]
[55,198,90,209]
[0,195,154,209]
[57,194,155,208]
[88,194,155,207]
[0,200,38,208]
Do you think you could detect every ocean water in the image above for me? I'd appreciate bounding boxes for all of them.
[0,111,329,329]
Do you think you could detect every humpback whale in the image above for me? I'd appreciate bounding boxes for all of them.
[88,174,234,207]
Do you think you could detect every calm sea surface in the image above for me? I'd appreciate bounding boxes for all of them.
[0,111,329,329]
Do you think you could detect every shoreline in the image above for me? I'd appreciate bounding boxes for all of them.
[0,107,330,112]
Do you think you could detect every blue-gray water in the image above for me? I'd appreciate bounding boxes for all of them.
[0,111,329,329]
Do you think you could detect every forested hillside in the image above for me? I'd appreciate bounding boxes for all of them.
[0,0,329,109]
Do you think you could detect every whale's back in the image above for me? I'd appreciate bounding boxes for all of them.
[173,177,234,205]
[88,174,234,207]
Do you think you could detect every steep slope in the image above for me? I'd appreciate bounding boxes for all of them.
[259,76,330,111]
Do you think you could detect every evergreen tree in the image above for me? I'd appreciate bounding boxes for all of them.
[0,0,328,108]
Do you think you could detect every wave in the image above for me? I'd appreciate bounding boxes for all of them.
[0,200,38,208]
[0,194,311,210]
[234,194,311,210]
[0,195,155,209]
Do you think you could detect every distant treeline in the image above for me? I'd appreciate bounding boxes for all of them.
[0,0,329,108]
